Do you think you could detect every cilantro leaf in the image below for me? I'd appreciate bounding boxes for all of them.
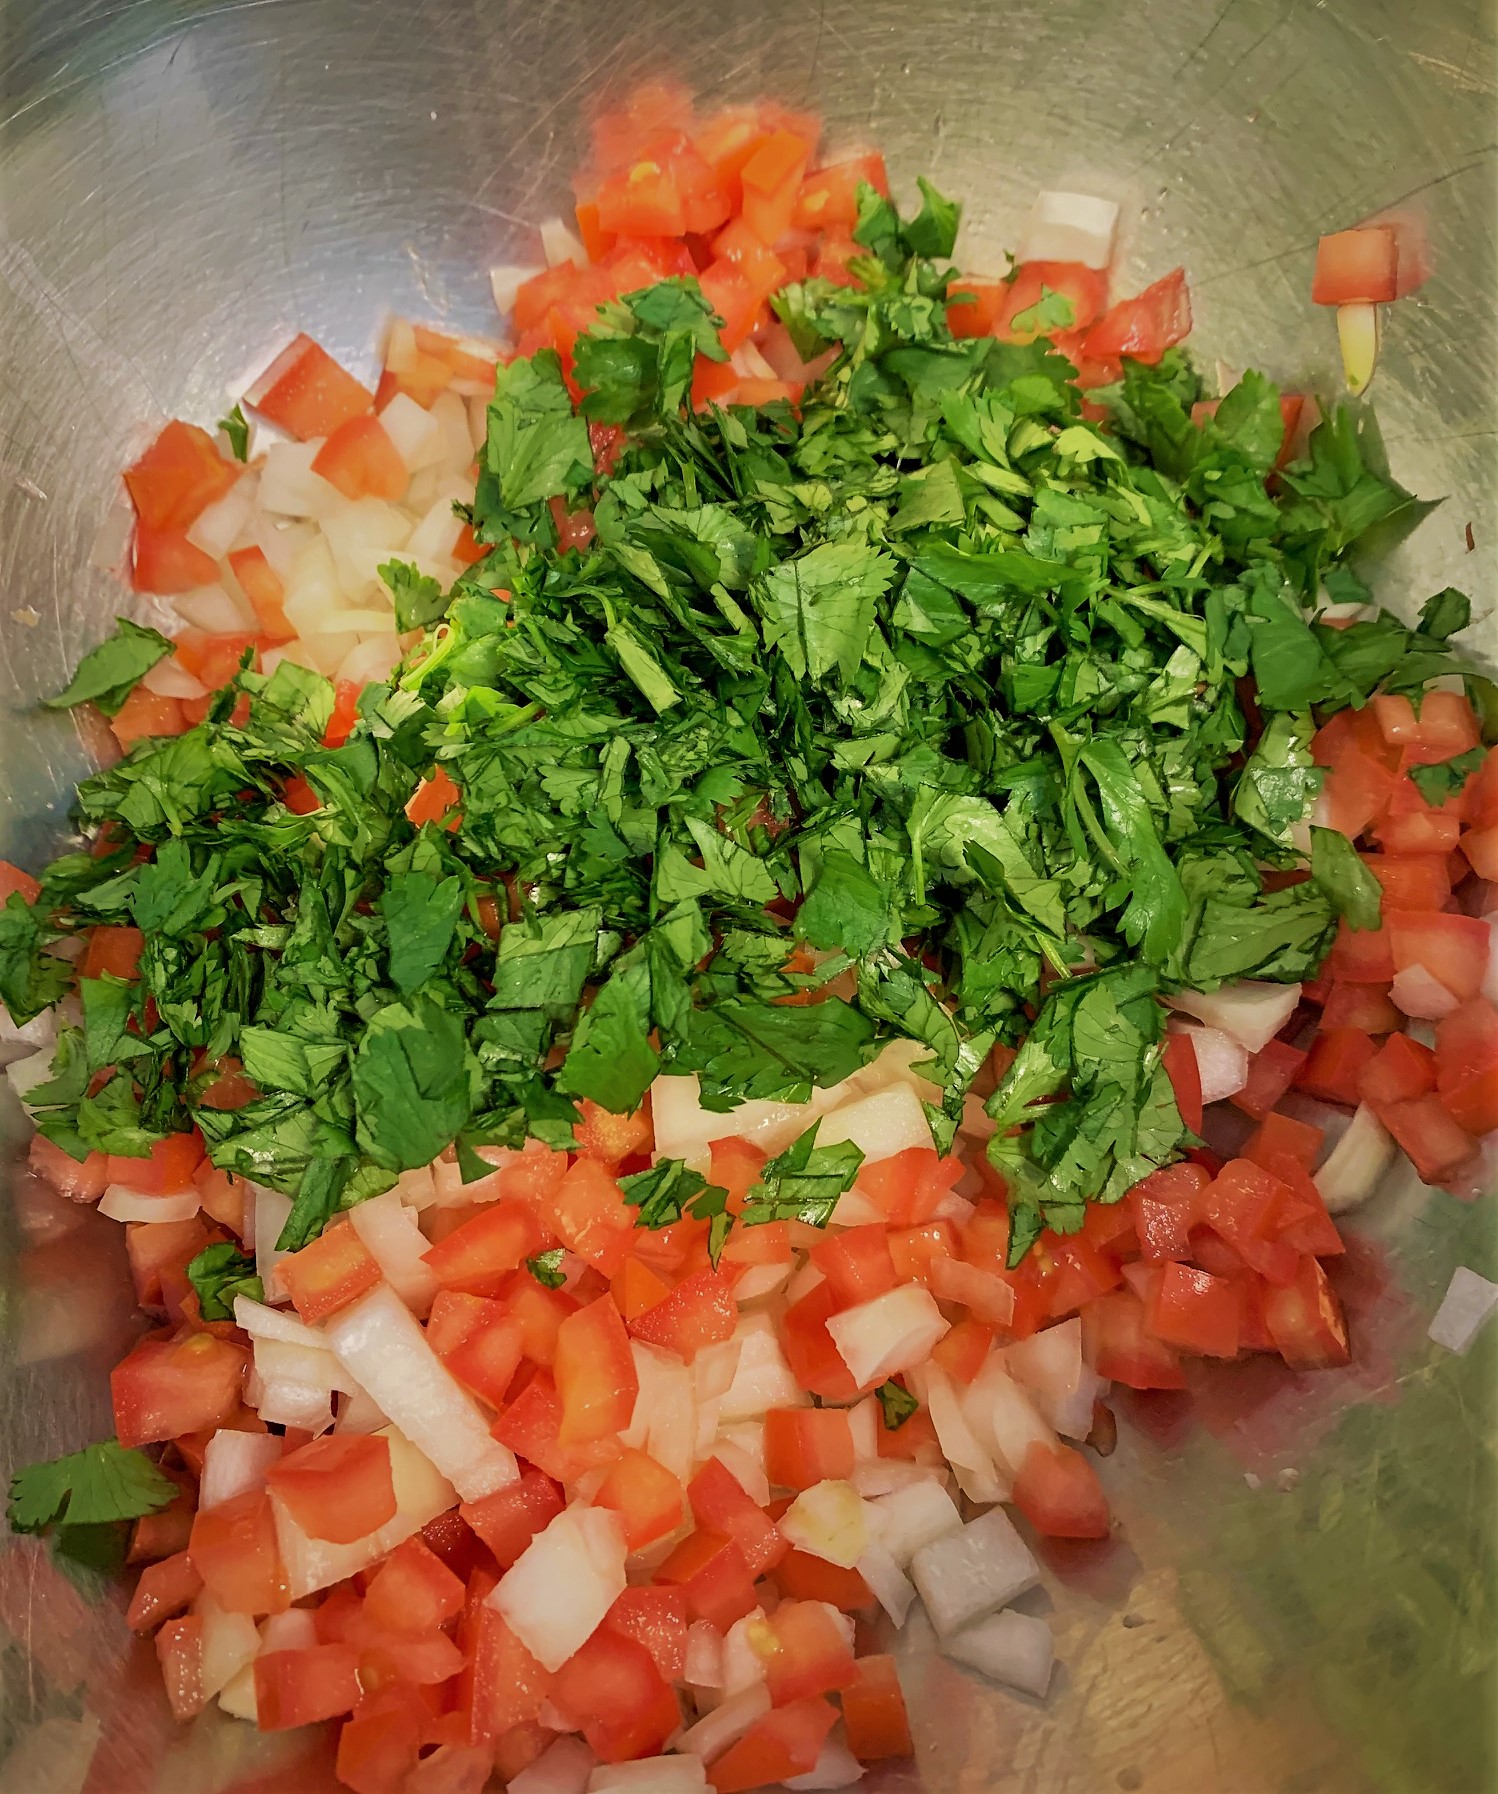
[9,1440,176,1534]
[741,1122,864,1229]
[218,403,250,461]
[876,1380,920,1430]
[526,1249,567,1289]
[353,996,477,1171]
[380,559,449,632]
[1310,826,1383,933]
[43,618,174,717]
[380,870,465,995]
[186,1241,264,1321]
[1411,746,1485,808]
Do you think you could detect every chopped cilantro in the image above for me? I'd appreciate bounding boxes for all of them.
[741,1123,864,1229]
[185,1241,263,1321]
[1411,746,1485,808]
[43,618,173,717]
[876,1380,920,1430]
[9,1440,176,1534]
[218,403,250,461]
[526,1248,567,1289]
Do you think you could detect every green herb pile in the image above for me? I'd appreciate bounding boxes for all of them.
[1,181,1474,1265]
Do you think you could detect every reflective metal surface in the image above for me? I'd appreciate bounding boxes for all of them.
[1,3,1495,1790]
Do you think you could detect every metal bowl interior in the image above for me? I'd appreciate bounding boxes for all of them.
[1,3,1495,1790]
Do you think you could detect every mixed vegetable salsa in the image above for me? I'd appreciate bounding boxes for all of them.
[2,80,1494,1794]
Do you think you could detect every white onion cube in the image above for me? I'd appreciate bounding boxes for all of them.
[827,1284,948,1387]
[910,1505,1040,1637]
[943,1607,1055,1697]
[489,1505,627,1672]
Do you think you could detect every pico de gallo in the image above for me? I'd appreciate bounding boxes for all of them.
[2,78,1492,1794]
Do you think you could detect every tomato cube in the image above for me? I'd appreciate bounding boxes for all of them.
[460,1466,564,1568]
[780,1281,862,1401]
[1311,227,1398,305]
[603,1586,689,1681]
[1127,1161,1209,1263]
[1081,268,1192,364]
[771,1549,873,1612]
[755,1598,857,1704]
[1388,909,1491,1002]
[930,1315,995,1384]
[490,1369,621,1485]
[1319,981,1401,1034]
[265,1433,396,1545]
[553,1293,638,1444]
[886,1220,958,1286]
[311,413,408,501]
[810,1224,898,1308]
[1375,1094,1479,1185]
[254,1643,361,1730]
[155,1615,205,1720]
[106,1126,201,1193]
[1148,1263,1242,1358]
[762,1408,854,1494]
[550,1626,681,1764]
[571,1096,653,1166]
[1359,1031,1437,1105]
[245,333,374,440]
[628,1266,738,1361]
[1229,1039,1308,1120]
[1243,1110,1324,1173]
[112,1331,247,1448]
[362,1536,465,1635]
[1260,1255,1350,1368]
[188,1488,288,1615]
[687,1455,786,1575]
[857,1148,964,1226]
[548,1157,636,1276]
[423,1201,550,1299]
[709,1695,840,1792]
[126,1549,202,1633]
[1011,1439,1111,1539]
[125,420,239,533]
[656,1528,758,1629]
[841,1654,913,1761]
[1296,1028,1379,1106]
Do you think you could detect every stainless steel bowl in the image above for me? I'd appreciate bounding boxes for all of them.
[2,3,1495,1790]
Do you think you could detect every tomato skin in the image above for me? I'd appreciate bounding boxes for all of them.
[1081,1290,1186,1389]
[1260,1255,1350,1367]
[1128,1161,1209,1263]
[655,1528,759,1630]
[1229,1039,1307,1120]
[265,1433,396,1545]
[841,1653,912,1761]
[757,1598,858,1704]
[1374,1094,1478,1185]
[709,1695,840,1793]
[422,1201,550,1299]
[188,1488,288,1615]
[1148,1261,1242,1357]
[490,1368,621,1485]
[112,1330,247,1447]
[279,1218,382,1323]
[1012,1440,1111,1539]
[459,1466,564,1568]
[593,1447,684,1550]
[810,1223,898,1307]
[687,1455,786,1576]
[311,413,408,501]
[1312,226,1398,304]
[1296,1027,1379,1106]
[1161,1032,1204,1135]
[551,1626,682,1764]
[554,1294,638,1444]
[1359,1031,1437,1105]
[603,1585,689,1681]
[627,1266,738,1361]
[254,1643,362,1730]
[1081,268,1191,363]
[246,333,374,440]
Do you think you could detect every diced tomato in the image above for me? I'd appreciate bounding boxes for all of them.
[125,421,238,533]
[405,764,462,830]
[155,1615,205,1720]
[246,334,374,440]
[551,1625,681,1763]
[254,1643,361,1730]
[810,1224,897,1308]
[1320,981,1401,1034]
[1243,1110,1323,1174]
[691,105,775,210]
[457,1576,553,1741]
[1011,1440,1111,1539]
[1461,826,1498,882]
[792,150,888,232]
[0,859,40,906]
[490,1368,620,1484]
[279,1218,381,1322]
[571,1096,652,1166]
[656,1529,758,1630]
[1311,226,1398,305]
[604,1586,689,1681]
[771,1549,873,1612]
[946,278,1008,338]
[687,1455,786,1576]
[126,1549,202,1633]
[755,1597,858,1705]
[335,1686,424,1794]
[593,1447,684,1550]
[997,261,1109,342]
[1162,1031,1204,1135]
[548,1156,637,1276]
[188,1488,287,1615]
[362,1536,465,1635]
[1323,915,1397,984]
[1388,909,1490,1001]
[106,1128,203,1195]
[28,1133,108,1204]
[130,522,218,596]
[1375,1094,1478,1185]
[496,1270,579,1366]
[1081,268,1191,363]
[611,1257,674,1321]
[554,1294,637,1443]
[1373,690,1480,760]
[857,1147,964,1226]
[422,1201,549,1299]
[1127,1161,1208,1263]
[311,414,408,501]
[1260,1255,1350,1367]
[1375,776,1464,855]
[628,1266,738,1361]
[112,1330,247,1447]
[780,1280,862,1401]
[841,1653,912,1762]
[709,1694,840,1792]
[740,128,810,243]
[719,1217,792,1271]
[1361,853,1452,913]
[884,1220,956,1288]
[1434,1000,1498,1135]
[930,1315,995,1384]
[1359,1031,1437,1105]
[265,1433,395,1545]
[1081,1290,1185,1388]
[83,922,146,982]
[1146,1262,1242,1357]
[596,149,689,239]
[440,1306,525,1411]
[1229,1039,1308,1120]
[459,1466,564,1568]
[1296,1027,1379,1106]
[1032,1227,1122,1318]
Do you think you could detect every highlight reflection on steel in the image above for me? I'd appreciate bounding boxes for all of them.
[0,3,1493,1789]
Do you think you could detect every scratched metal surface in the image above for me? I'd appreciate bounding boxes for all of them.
[0,2,1495,1790]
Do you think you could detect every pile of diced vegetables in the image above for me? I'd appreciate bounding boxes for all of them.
[3,78,1495,1794]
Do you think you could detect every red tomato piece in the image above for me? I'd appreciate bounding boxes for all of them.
[1128,1160,1209,1263]
[1361,853,1452,912]
[459,1466,564,1568]
[1319,980,1401,1034]
[405,764,462,830]
[1243,1110,1324,1174]
[126,1549,202,1633]
[490,1369,621,1485]
[131,523,219,595]
[709,1695,839,1792]
[1434,1000,1498,1135]
[554,1294,638,1443]
[1296,1027,1379,1106]
[188,1488,288,1615]
[265,1433,395,1545]
[1375,1094,1479,1185]
[362,1536,465,1635]
[1373,691,1480,760]
[112,1331,247,1448]
[311,414,408,501]
[740,128,810,244]
[604,1586,689,1682]
[125,1218,208,1309]
[496,1270,579,1367]
[772,1549,873,1611]
[422,1201,549,1299]
[841,1654,912,1762]
[997,261,1109,342]
[1011,1440,1111,1539]
[687,1455,786,1575]
[1229,1039,1308,1120]
[1162,1031,1204,1134]
[1461,826,1498,882]
[946,278,1009,338]
[106,1128,203,1194]
[793,151,889,230]
[125,421,238,533]
[1148,1262,1242,1358]
[551,1626,682,1764]
[1388,909,1491,1002]
[810,1224,898,1307]
[82,922,146,982]
[1082,268,1191,363]
[571,1096,653,1166]
[1034,1228,1122,1318]
[857,1147,965,1226]
[628,1266,738,1361]
[930,1315,995,1384]
[279,1218,381,1323]
[155,1615,205,1720]
[1311,227,1398,305]
[656,1528,758,1630]
[335,1687,424,1794]
[0,859,40,906]
[458,1580,553,1742]
[444,1311,525,1411]
[1359,1031,1437,1105]
[612,1257,674,1321]
[1260,1255,1350,1367]
[549,1156,637,1276]
[245,334,374,440]
[756,1598,858,1704]
[28,1133,108,1204]
[254,1643,361,1730]
[593,1447,684,1550]
[1374,777,1463,855]
[779,1280,862,1401]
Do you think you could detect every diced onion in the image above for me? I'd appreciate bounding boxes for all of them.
[259,440,342,520]
[252,1186,294,1298]
[909,1505,1041,1638]
[928,1256,1015,1326]
[1428,1266,1498,1355]
[325,1285,518,1501]
[683,1620,725,1689]
[507,1733,598,1794]
[846,1396,878,1462]
[857,1537,916,1624]
[233,1291,334,1345]
[816,1082,933,1165]
[172,583,257,633]
[1172,1023,1248,1105]
[490,264,543,315]
[785,1739,867,1790]
[589,1760,708,1793]
[1168,981,1302,1054]
[943,1608,1055,1697]
[620,1341,696,1480]
[406,482,470,562]
[676,1684,771,1764]
[334,633,403,687]
[779,1479,869,1569]
[866,1478,963,1568]
[960,1355,1057,1480]
[254,1336,358,1396]
[850,1458,941,1498]
[489,1505,627,1672]
[335,1382,390,1435]
[1314,1103,1396,1213]
[347,1191,439,1316]
[379,391,445,473]
[827,1284,948,1388]
[694,1338,744,1405]
[1005,1318,1104,1440]
[322,496,412,599]
[1018,190,1119,270]
[196,1591,260,1699]
[540,216,588,268]
[199,1430,283,1511]
[99,1185,199,1224]
[258,1608,319,1654]
[906,1362,1007,1505]
[141,657,208,699]
[89,496,136,573]
[710,1439,769,1508]
[720,1611,770,1695]
[1391,963,1460,1020]
[731,1261,792,1303]
[186,476,253,560]
[217,1662,258,1721]
[253,1380,333,1433]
